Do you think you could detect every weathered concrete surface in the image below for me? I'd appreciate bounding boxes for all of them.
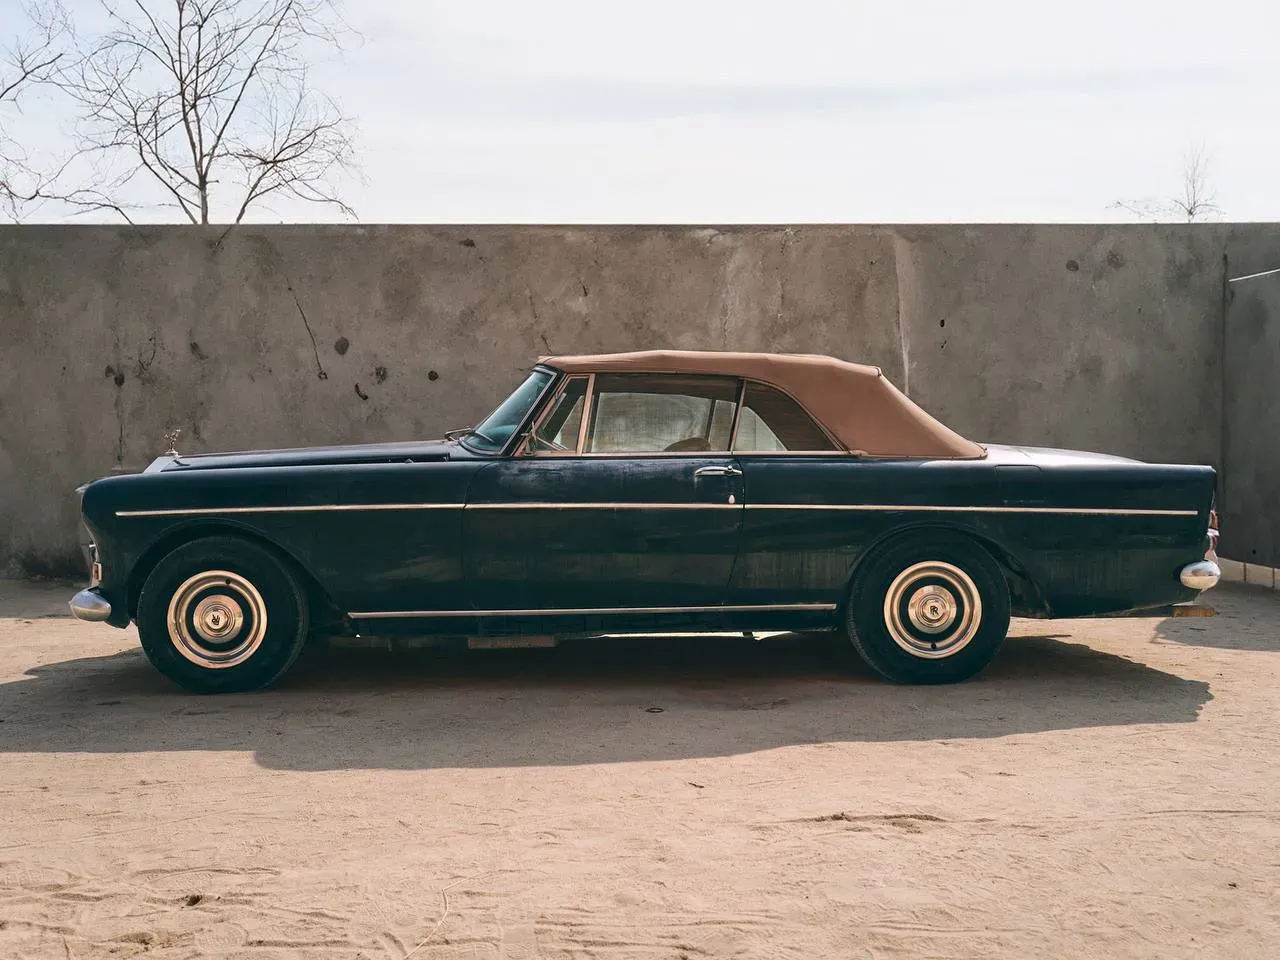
[893,224,1230,459]
[0,224,1266,576]
[1222,270,1280,566]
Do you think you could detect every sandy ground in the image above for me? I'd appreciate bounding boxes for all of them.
[0,581,1277,960]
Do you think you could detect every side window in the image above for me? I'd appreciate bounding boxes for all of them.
[586,374,739,453]
[733,382,837,452]
[527,377,588,453]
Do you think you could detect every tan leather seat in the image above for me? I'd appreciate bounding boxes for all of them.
[663,437,712,452]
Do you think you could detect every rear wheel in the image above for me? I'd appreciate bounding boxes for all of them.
[844,534,1009,684]
[136,536,309,693]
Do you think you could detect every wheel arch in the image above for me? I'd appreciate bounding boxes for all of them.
[126,521,341,628]
[847,520,1051,618]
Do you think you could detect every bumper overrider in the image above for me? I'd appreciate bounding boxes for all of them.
[69,587,112,622]
[1179,559,1221,591]
[1182,507,1223,592]
[69,483,113,622]
[68,531,116,623]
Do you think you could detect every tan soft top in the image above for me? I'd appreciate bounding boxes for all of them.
[540,350,984,459]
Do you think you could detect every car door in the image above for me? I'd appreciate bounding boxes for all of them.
[726,380,861,606]
[463,373,745,612]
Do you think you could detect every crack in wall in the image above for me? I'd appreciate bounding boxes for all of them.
[285,275,328,381]
[134,336,157,375]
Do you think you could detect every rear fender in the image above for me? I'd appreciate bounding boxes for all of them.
[847,520,1050,618]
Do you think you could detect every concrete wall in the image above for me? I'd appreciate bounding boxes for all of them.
[0,223,1268,577]
[1221,270,1280,566]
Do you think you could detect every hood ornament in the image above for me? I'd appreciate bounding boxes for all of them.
[163,427,182,458]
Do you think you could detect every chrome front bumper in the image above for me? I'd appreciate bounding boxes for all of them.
[1180,560,1221,592]
[69,588,112,622]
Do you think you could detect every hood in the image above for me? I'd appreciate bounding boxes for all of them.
[156,439,454,472]
[982,443,1140,466]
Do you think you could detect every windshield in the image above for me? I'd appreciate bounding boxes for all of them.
[461,369,555,454]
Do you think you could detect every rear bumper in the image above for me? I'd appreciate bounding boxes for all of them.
[69,588,112,623]
[1180,559,1221,592]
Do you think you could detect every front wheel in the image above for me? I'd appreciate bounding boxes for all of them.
[844,535,1010,684]
[136,536,310,693]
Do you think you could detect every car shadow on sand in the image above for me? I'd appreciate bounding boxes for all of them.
[1153,582,1280,651]
[0,628,1212,771]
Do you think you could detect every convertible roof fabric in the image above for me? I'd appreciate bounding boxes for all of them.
[541,350,985,459]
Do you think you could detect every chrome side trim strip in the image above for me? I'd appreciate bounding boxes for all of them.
[349,602,838,620]
[116,504,465,517]
[118,502,1196,518]
[744,504,1198,517]
[464,502,741,510]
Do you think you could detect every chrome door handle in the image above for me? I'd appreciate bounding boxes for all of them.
[694,465,742,478]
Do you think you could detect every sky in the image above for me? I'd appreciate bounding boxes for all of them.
[6,0,1280,222]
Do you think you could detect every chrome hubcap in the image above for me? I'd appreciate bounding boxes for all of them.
[884,561,982,659]
[907,586,958,634]
[167,570,267,669]
[191,594,245,642]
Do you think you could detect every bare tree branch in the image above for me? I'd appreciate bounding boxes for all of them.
[1173,143,1220,221]
[1,1,73,218]
[1111,141,1223,222]
[58,0,357,223]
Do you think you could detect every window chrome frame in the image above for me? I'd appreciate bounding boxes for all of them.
[521,372,593,457]
[512,369,851,459]
[577,372,596,452]
[578,371,741,457]
[726,378,747,452]
[731,377,845,454]
[466,365,562,459]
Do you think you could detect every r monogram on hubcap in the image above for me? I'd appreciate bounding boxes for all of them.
[883,561,982,659]
[166,570,268,669]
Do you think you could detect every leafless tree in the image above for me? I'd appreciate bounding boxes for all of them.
[61,0,357,224]
[0,1,71,218]
[1170,144,1221,221]
[1112,142,1222,222]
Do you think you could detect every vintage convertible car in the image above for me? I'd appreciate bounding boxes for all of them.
[70,350,1220,692]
